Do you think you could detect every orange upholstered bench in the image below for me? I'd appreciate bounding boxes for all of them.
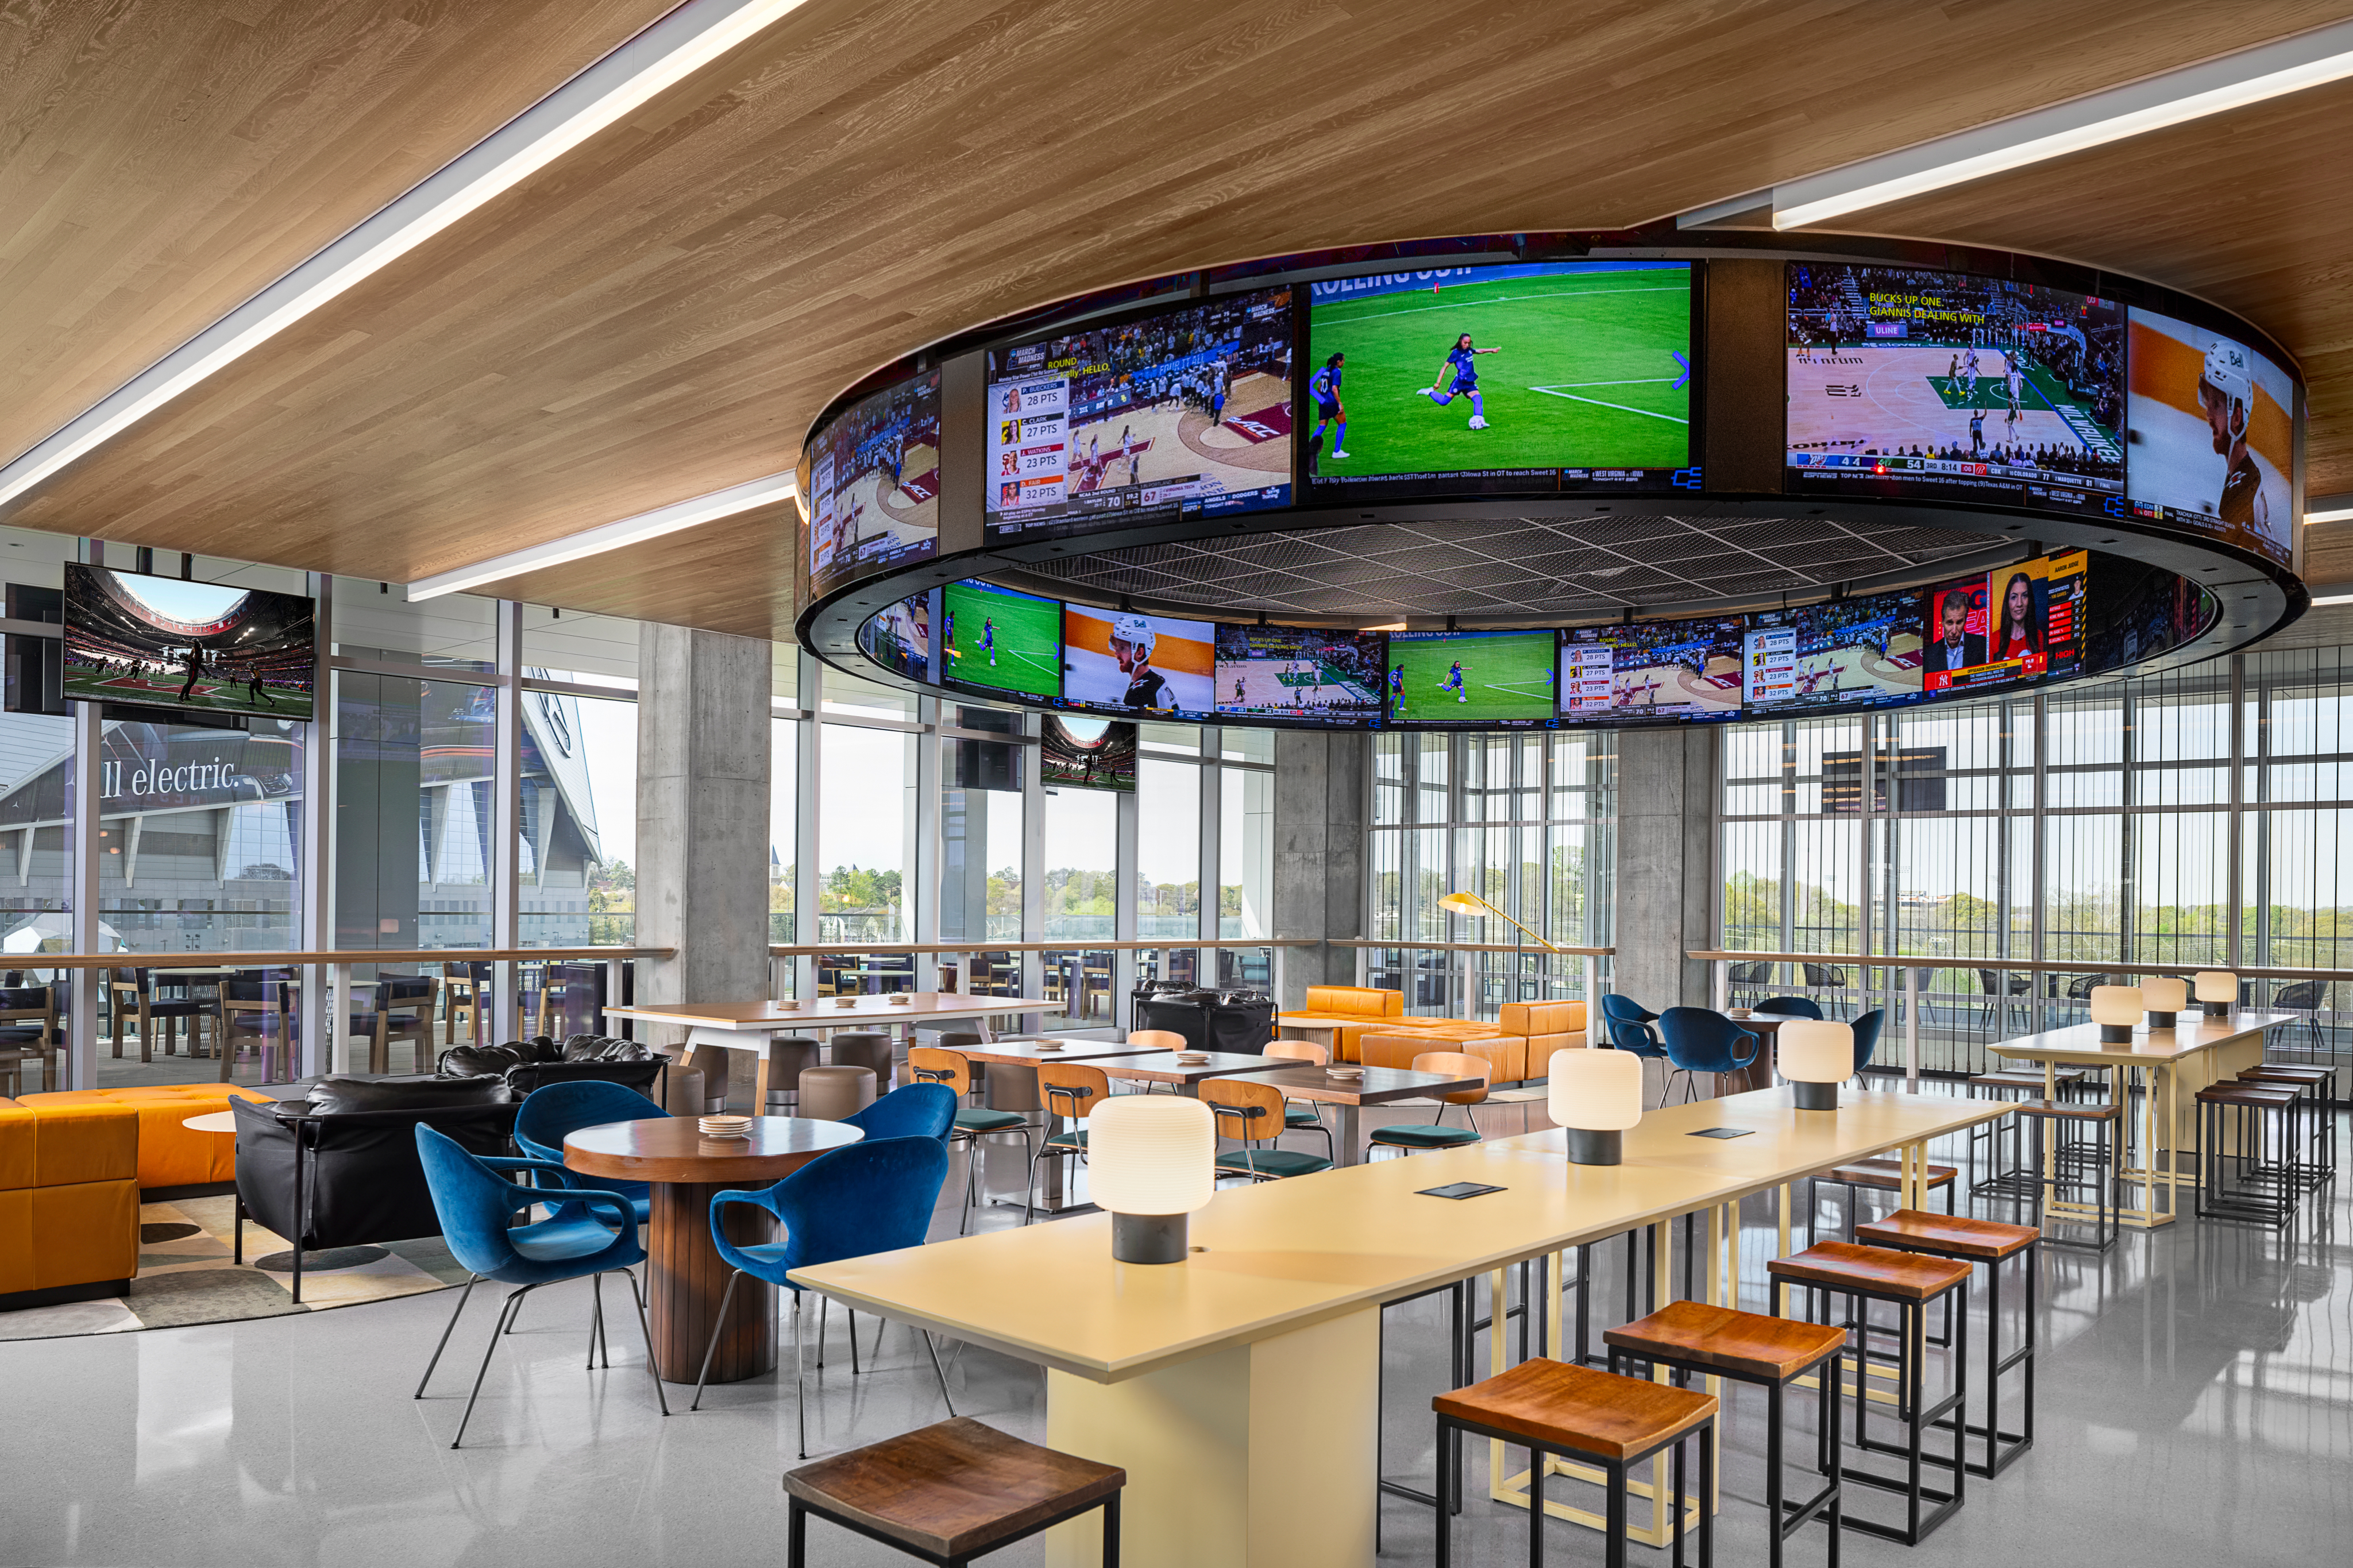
[1277,985,1405,1063]
[0,1095,139,1309]
[1359,1025,1530,1085]
[18,1084,275,1192]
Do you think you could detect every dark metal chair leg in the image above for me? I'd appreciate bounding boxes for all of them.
[689,1269,745,1411]
[922,1329,958,1418]
[622,1267,669,1416]
[415,1275,479,1397]
[453,1286,532,1449]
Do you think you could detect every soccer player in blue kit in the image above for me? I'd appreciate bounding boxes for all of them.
[1421,333,1499,429]
[1306,352,1348,465]
[980,617,997,667]
[1439,659,1467,702]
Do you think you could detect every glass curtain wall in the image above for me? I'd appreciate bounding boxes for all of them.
[1719,648,2353,1084]
[1364,729,1618,1019]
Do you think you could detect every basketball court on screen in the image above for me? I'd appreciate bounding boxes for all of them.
[1610,651,1742,715]
[1063,373,1289,504]
[1787,345,2101,461]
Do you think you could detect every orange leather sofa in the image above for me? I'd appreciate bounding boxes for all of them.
[1359,1026,1530,1085]
[1500,1000,1587,1071]
[1277,985,1406,1063]
[0,1095,139,1308]
[19,1084,274,1192]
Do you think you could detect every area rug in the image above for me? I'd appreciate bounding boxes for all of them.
[0,1195,466,1342]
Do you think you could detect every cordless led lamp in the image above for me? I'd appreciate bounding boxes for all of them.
[1777,1019,1853,1111]
[1089,1095,1214,1264]
[2195,971,2238,1018]
[2142,976,2188,1030]
[1547,1047,1644,1165]
[2090,986,2143,1044]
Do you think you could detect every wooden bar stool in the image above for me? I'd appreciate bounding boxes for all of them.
[2235,1063,2337,1190]
[1768,1242,1972,1545]
[1604,1301,1843,1568]
[1966,1068,2086,1202]
[783,1416,1123,1567]
[1432,1357,1716,1568]
[2195,1081,2304,1228]
[1807,1157,1957,1245]
[2015,1099,2120,1250]
[1854,1210,2039,1478]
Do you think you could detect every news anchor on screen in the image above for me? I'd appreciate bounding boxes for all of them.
[1992,571,2043,662]
[1924,591,1985,674]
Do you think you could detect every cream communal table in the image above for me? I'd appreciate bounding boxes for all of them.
[602,994,1063,1106]
[1989,1010,2291,1228]
[792,1086,2012,1567]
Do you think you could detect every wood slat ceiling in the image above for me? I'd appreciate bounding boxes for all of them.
[0,0,679,468]
[3,0,2351,640]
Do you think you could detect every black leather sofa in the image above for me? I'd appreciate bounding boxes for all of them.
[437,1033,665,1096]
[231,1075,519,1302]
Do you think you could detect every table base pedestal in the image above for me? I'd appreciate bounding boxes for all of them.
[648,1179,777,1384]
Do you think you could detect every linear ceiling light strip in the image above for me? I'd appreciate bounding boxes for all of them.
[1771,18,2353,229]
[0,0,808,514]
[406,471,796,600]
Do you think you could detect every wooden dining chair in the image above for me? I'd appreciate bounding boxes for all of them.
[909,1045,1036,1233]
[1204,1076,1332,1183]
[1368,1051,1492,1158]
[1125,1029,1187,1051]
[0,984,60,1092]
[109,968,214,1062]
[1263,1038,1336,1160]
[1026,1063,1111,1219]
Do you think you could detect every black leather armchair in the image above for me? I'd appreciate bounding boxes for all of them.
[231,1076,518,1302]
[437,1033,665,1096]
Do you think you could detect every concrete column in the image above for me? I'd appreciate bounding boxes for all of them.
[1613,725,1718,1011]
[637,626,772,1094]
[1271,731,1367,1008]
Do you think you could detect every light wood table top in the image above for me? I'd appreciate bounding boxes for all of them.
[603,994,1060,1033]
[564,1115,863,1184]
[1987,1011,2293,1069]
[1098,1051,1298,1087]
[181,1111,238,1134]
[792,1086,2011,1381]
[953,1038,1167,1067]
[1249,1062,1487,1105]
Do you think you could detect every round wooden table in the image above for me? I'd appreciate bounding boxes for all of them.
[564,1116,863,1385]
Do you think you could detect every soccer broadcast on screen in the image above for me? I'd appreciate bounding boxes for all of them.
[807,370,941,595]
[62,565,315,721]
[1387,629,1558,727]
[1305,261,1689,493]
[939,580,1062,703]
[1784,263,2124,518]
[1214,626,1384,724]
[984,288,1294,542]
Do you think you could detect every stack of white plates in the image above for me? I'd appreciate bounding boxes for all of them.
[699,1114,751,1139]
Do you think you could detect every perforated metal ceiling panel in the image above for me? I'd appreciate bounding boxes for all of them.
[1018,513,1996,619]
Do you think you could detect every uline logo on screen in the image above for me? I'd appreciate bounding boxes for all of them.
[99,759,244,801]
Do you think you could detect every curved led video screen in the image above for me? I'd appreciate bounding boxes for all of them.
[2125,307,2294,567]
[807,370,940,598]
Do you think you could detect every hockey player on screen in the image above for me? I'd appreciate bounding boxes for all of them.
[1419,334,1499,430]
[2198,341,2267,531]
[1109,615,1175,710]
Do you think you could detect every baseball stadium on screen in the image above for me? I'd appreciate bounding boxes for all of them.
[62,565,315,721]
[1784,261,2125,519]
[939,580,1062,703]
[1304,261,1691,498]
[1386,629,1557,727]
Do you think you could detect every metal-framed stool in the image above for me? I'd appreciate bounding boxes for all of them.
[2013,1098,2120,1250]
[784,1416,1123,1567]
[1807,1157,1956,1244]
[1966,1069,2085,1201]
[1768,1241,1971,1546]
[1433,1356,1716,1568]
[2235,1063,2337,1191]
[1604,1300,1843,1568]
[2195,1081,2303,1228]
[1854,1209,2039,1478]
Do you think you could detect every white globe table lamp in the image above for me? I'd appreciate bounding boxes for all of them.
[1548,1048,1643,1165]
[1089,1095,1215,1264]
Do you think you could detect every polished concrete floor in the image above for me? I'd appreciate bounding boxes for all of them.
[5,1097,2347,1566]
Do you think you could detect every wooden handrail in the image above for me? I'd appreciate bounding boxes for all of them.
[1330,939,1615,957]
[769,939,1326,956]
[1689,949,2352,983]
[7,946,672,970]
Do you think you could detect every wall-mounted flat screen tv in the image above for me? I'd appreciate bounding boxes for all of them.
[1040,715,1136,792]
[858,592,931,683]
[983,287,1294,544]
[807,370,941,597]
[1386,628,1558,727]
[1741,590,1926,713]
[1305,260,1692,499]
[1062,605,1216,717]
[940,580,1061,703]
[1920,550,2087,696]
[2125,307,2296,569]
[1784,262,2125,520]
[63,565,315,721]
[1214,625,1385,725]
[1558,616,1743,724]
